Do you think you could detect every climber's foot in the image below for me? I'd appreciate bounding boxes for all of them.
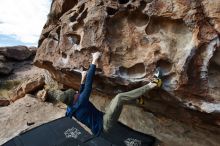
[152,67,162,88]
[136,97,144,105]
[153,67,162,79]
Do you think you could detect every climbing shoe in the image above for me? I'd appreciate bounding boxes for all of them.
[152,67,162,88]
[136,97,144,105]
[152,78,162,88]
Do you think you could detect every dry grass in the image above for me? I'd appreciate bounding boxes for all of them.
[0,80,21,99]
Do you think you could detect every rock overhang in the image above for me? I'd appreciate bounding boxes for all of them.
[34,0,220,131]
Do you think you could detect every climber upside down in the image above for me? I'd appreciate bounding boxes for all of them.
[48,52,162,136]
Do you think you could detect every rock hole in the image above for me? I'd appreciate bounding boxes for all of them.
[46,39,58,53]
[106,7,118,16]
[77,9,88,22]
[212,48,220,66]
[38,38,44,47]
[128,11,149,27]
[154,50,160,56]
[139,1,147,10]
[42,31,50,38]
[38,31,50,46]
[62,0,78,15]
[78,3,85,14]
[119,63,146,79]
[67,34,81,45]
[56,27,61,41]
[118,0,129,4]
[156,59,172,75]
[72,22,81,30]
[188,102,192,106]
[127,4,133,9]
[69,13,78,22]
[208,49,220,100]
[48,33,58,41]
[62,52,67,58]
[145,17,190,35]
[145,18,160,35]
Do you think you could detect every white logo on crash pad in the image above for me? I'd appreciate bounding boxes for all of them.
[124,138,142,146]
[64,127,81,139]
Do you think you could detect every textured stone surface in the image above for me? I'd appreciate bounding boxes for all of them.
[0,55,6,62]
[34,0,220,145]
[0,99,10,106]
[0,62,13,75]
[27,46,37,56]
[10,75,45,102]
[0,46,38,75]
[0,46,32,61]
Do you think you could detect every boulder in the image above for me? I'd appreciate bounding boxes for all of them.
[28,46,37,56]
[0,55,6,62]
[10,75,45,102]
[36,89,48,101]
[0,46,32,61]
[34,0,220,145]
[0,99,10,106]
[0,62,13,75]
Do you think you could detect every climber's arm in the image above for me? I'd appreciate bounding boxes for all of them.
[79,71,87,93]
[77,52,101,105]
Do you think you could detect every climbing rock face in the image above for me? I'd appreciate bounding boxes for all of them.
[34,0,220,145]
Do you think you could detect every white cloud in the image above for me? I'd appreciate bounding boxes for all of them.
[0,0,51,46]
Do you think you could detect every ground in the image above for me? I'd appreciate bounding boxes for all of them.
[0,95,65,145]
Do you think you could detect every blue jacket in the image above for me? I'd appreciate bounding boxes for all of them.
[65,65,104,136]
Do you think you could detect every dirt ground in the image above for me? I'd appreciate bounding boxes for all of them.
[0,95,65,145]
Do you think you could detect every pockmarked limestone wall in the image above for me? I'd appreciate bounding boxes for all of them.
[34,0,220,145]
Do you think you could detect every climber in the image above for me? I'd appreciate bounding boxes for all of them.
[48,52,162,136]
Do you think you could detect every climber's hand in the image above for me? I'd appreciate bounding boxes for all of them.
[92,52,101,64]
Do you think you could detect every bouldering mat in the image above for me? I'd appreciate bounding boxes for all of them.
[100,122,155,146]
[2,117,155,146]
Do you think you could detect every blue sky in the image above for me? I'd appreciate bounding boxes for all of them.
[0,0,52,47]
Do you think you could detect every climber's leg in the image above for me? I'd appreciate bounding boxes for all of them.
[103,82,159,132]
[103,68,162,132]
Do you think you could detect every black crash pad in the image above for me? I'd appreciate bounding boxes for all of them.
[3,117,155,146]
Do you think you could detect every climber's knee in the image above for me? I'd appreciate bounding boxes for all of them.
[113,93,128,105]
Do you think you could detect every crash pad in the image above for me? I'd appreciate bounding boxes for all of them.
[2,117,155,146]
